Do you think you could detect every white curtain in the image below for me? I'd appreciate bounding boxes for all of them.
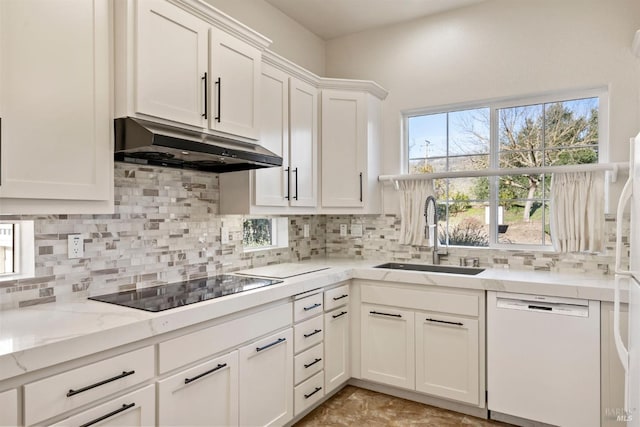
[550,171,605,253]
[397,179,435,246]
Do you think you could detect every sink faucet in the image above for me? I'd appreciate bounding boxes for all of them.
[425,196,447,265]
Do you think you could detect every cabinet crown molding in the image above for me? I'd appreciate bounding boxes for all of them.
[170,0,272,50]
[262,50,388,100]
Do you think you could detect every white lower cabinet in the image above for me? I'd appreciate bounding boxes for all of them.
[324,307,350,394]
[415,314,479,405]
[0,389,18,426]
[239,328,294,427]
[51,385,155,427]
[361,304,415,389]
[158,351,239,426]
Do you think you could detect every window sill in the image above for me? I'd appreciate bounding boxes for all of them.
[243,244,289,254]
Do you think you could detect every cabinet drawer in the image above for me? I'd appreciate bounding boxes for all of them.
[294,371,324,416]
[51,384,155,427]
[294,344,324,385]
[294,315,324,354]
[361,284,480,317]
[159,302,292,373]
[324,284,350,311]
[294,292,324,322]
[24,346,154,426]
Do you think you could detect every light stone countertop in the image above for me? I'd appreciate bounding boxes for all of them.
[0,258,629,383]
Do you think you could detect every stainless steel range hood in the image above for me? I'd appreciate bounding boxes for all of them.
[114,117,282,173]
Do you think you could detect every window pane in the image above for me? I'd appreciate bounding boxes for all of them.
[0,224,15,274]
[408,113,447,159]
[439,209,489,247]
[544,98,598,151]
[499,174,545,199]
[499,200,550,246]
[243,219,273,248]
[449,108,490,156]
[499,104,544,158]
[449,155,489,172]
[409,157,447,174]
[446,177,490,201]
[545,147,598,166]
[499,150,543,169]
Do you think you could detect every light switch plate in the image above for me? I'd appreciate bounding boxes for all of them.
[351,224,363,237]
[340,224,348,237]
[68,234,84,258]
[303,224,310,238]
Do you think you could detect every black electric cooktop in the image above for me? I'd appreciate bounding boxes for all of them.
[89,275,283,312]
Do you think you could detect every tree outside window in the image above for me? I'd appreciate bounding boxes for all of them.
[407,94,600,247]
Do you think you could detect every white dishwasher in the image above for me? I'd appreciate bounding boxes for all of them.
[487,291,600,427]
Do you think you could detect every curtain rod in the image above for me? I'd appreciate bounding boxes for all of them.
[378,162,629,186]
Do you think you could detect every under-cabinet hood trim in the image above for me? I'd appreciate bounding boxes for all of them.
[114,117,282,173]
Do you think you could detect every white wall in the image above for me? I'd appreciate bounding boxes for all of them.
[325,0,640,185]
[202,0,326,75]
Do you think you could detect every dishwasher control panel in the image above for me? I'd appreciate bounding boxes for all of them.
[495,292,590,317]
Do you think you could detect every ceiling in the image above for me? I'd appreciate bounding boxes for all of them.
[264,0,486,40]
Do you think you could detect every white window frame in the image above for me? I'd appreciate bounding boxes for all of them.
[0,220,35,281]
[242,216,289,253]
[403,87,608,250]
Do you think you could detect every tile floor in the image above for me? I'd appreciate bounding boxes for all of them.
[295,386,511,426]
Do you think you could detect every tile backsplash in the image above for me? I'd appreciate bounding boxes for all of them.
[0,163,628,310]
[0,164,325,309]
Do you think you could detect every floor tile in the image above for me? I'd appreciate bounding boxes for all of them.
[295,386,511,426]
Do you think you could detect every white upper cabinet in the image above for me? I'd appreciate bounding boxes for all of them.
[135,0,209,128]
[254,63,290,207]
[0,0,112,213]
[209,27,261,140]
[289,77,318,207]
[320,88,384,213]
[116,0,269,141]
[321,90,367,208]
[218,65,320,214]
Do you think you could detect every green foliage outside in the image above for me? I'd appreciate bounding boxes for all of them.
[243,218,273,248]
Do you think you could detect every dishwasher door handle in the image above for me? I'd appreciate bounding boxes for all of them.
[527,305,552,311]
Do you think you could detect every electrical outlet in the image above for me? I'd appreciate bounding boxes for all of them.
[340,224,348,237]
[221,227,230,244]
[67,234,84,258]
[351,224,363,237]
[303,224,310,238]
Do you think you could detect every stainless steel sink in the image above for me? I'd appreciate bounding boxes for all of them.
[374,262,485,276]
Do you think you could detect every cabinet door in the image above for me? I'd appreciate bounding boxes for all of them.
[324,308,350,394]
[289,78,318,207]
[415,314,480,405]
[51,385,155,427]
[135,0,208,127]
[158,351,238,427]
[361,304,415,389]
[255,64,289,206]
[210,27,261,140]
[0,0,111,201]
[321,90,367,208]
[0,389,17,426]
[239,328,293,427]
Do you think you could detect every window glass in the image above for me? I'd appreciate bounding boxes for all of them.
[243,218,274,249]
[407,94,601,248]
